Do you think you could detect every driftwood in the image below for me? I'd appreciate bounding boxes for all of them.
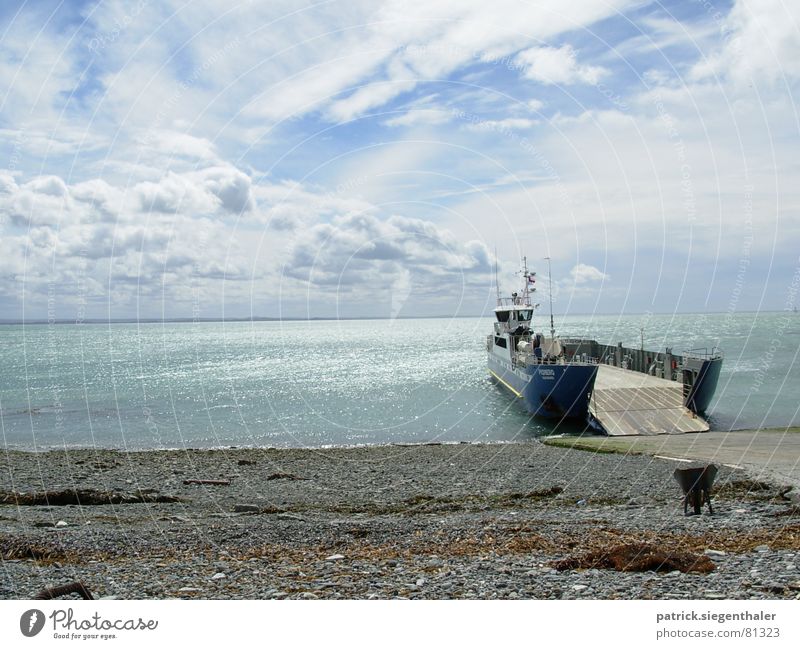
[266,473,308,481]
[183,479,231,486]
[35,581,94,600]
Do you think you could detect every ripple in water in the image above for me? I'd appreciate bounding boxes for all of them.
[0,313,796,449]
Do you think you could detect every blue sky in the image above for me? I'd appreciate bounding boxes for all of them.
[1,0,798,320]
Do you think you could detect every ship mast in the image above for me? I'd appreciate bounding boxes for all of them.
[521,255,528,304]
[544,256,555,339]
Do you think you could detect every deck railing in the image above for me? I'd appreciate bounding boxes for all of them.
[559,339,685,381]
[681,347,723,360]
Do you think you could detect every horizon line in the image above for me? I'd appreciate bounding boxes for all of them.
[0,309,791,325]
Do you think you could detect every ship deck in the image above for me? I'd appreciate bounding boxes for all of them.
[590,365,710,436]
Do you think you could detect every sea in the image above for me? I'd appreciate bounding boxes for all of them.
[1,313,797,450]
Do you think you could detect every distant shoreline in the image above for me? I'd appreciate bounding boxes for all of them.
[0,310,789,326]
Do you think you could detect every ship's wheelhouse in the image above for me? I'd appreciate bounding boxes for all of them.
[494,306,533,329]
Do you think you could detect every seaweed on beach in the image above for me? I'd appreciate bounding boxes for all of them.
[396,487,565,514]
[0,537,75,563]
[714,479,785,501]
[0,489,184,506]
[552,542,715,574]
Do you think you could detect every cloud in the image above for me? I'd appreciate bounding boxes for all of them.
[71,179,124,221]
[569,263,609,284]
[135,173,217,214]
[196,166,254,214]
[464,117,539,132]
[24,176,69,197]
[0,163,262,317]
[1,176,71,227]
[327,77,418,123]
[243,0,633,123]
[691,0,800,86]
[527,99,545,112]
[384,108,454,127]
[284,211,492,295]
[134,165,253,215]
[0,11,81,127]
[153,131,218,160]
[252,181,374,231]
[1,0,798,318]
[514,45,608,85]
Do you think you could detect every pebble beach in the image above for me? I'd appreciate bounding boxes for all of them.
[2,441,800,600]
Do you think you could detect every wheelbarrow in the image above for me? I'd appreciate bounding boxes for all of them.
[673,465,718,515]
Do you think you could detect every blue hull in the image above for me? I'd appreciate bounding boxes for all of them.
[488,355,598,420]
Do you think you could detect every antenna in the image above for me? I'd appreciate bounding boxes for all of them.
[494,246,500,305]
[521,255,527,303]
[544,256,555,338]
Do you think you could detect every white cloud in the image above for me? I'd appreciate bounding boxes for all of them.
[326,75,417,123]
[252,181,374,231]
[243,0,633,123]
[132,165,254,215]
[154,132,218,160]
[464,117,539,132]
[569,263,609,284]
[135,173,216,214]
[515,45,608,85]
[284,210,492,295]
[691,0,800,85]
[194,166,254,214]
[0,12,80,127]
[1,0,797,317]
[527,99,545,112]
[0,163,263,315]
[384,108,453,128]
[1,176,71,227]
[71,179,125,221]
[22,176,69,197]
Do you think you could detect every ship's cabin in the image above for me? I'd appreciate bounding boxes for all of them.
[494,300,534,337]
[495,307,533,324]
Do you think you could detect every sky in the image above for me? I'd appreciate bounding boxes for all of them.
[0,0,798,320]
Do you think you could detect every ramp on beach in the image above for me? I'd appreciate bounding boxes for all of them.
[590,365,709,436]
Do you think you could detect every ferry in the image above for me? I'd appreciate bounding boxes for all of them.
[487,258,723,434]
[487,258,598,420]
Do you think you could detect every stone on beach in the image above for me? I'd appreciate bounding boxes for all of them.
[1,442,798,600]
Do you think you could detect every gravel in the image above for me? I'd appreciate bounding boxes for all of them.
[1,441,799,600]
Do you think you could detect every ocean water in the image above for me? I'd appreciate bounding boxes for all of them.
[0,313,797,450]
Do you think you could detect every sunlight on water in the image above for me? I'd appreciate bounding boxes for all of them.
[0,313,797,449]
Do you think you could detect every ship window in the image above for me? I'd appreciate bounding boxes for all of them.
[494,336,507,348]
[496,311,509,322]
[519,310,532,321]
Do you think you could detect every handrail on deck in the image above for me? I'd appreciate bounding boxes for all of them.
[682,347,723,360]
